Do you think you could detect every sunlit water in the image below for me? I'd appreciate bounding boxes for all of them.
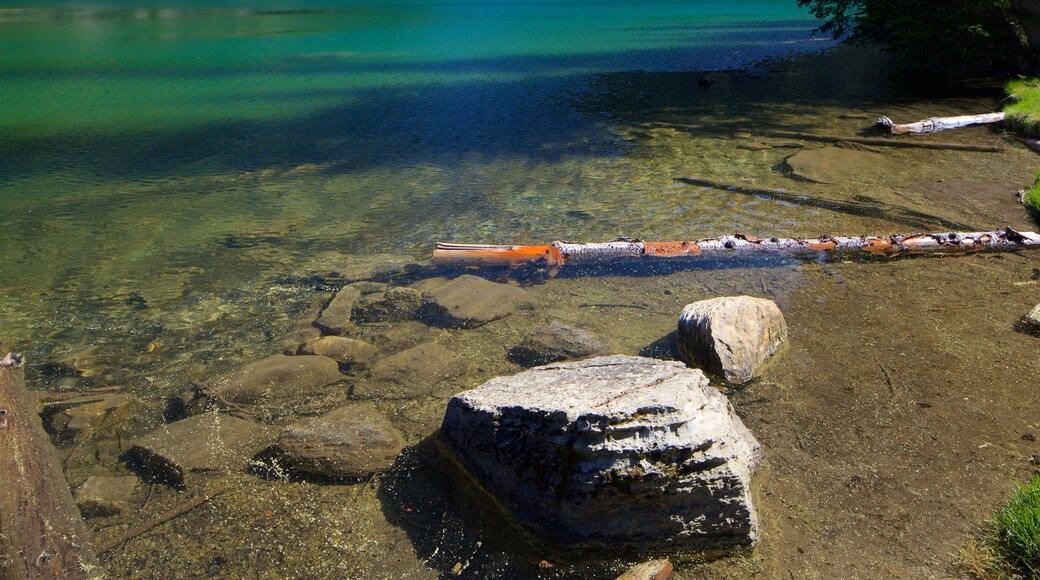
[2,2,1038,577]
[0,0,833,386]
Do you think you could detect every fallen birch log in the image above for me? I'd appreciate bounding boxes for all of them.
[432,228,1040,269]
[676,176,973,231]
[0,353,99,579]
[874,113,1005,135]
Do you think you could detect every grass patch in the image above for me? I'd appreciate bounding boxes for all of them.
[1004,78,1040,139]
[966,475,1040,578]
[1023,169,1040,218]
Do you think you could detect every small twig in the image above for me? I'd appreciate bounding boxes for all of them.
[96,485,226,555]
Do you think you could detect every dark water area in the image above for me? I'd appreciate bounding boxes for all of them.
[2,2,1040,578]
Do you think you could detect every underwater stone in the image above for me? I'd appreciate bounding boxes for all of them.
[439,355,762,553]
[74,476,137,517]
[420,275,535,328]
[297,336,379,368]
[783,146,880,184]
[507,321,613,367]
[275,404,405,478]
[315,285,362,335]
[678,296,787,385]
[358,343,463,399]
[46,393,140,444]
[352,287,423,323]
[127,412,278,487]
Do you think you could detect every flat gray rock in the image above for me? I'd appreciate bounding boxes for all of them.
[507,321,612,367]
[75,476,137,517]
[276,404,405,478]
[127,413,279,487]
[358,343,463,399]
[315,286,361,335]
[440,355,762,553]
[420,275,534,328]
[678,296,787,385]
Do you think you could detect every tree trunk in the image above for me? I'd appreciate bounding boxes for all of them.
[0,354,99,579]
[875,113,1005,135]
[433,229,1040,269]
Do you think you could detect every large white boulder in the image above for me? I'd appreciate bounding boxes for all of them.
[439,355,762,553]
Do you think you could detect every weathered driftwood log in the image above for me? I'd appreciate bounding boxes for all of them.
[0,354,99,579]
[432,228,1040,269]
[676,176,973,231]
[874,113,1005,135]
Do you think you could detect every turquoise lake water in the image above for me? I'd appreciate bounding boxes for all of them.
[0,0,831,385]
[7,2,1040,577]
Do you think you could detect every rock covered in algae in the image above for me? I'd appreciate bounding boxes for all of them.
[439,355,762,553]
[275,404,405,478]
[678,295,787,385]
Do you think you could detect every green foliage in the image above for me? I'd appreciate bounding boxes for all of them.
[797,0,1025,74]
[990,476,1040,576]
[1023,168,1040,218]
[1004,78,1040,138]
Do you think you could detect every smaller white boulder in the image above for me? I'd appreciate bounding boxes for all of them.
[678,295,787,385]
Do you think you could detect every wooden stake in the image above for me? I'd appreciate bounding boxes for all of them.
[0,354,99,579]
[433,228,1040,269]
[875,113,1005,135]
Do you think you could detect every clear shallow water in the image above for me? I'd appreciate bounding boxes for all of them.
[0,0,833,384]
[4,2,1039,577]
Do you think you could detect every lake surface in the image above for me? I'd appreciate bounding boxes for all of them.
[0,0,831,387]
[3,1,1039,578]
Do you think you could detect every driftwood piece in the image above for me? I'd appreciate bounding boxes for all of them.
[640,123,1004,152]
[676,177,974,231]
[432,228,1040,269]
[0,354,99,579]
[874,113,1005,135]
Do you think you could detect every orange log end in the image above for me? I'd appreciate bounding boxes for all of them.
[433,243,558,266]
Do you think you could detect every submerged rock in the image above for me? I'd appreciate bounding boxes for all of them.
[275,404,405,478]
[45,393,140,444]
[784,146,881,184]
[678,296,787,385]
[507,321,613,367]
[75,476,137,517]
[314,286,362,335]
[127,412,279,487]
[352,287,423,323]
[357,343,463,399]
[277,327,322,355]
[297,336,379,368]
[440,355,762,553]
[203,355,347,422]
[420,275,535,328]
